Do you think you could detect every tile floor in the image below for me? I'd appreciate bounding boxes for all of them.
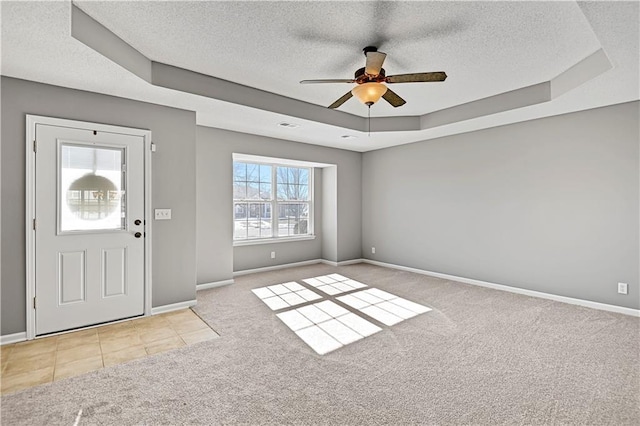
[256,274,432,355]
[0,309,218,395]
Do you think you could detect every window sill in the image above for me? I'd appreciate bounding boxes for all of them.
[233,235,316,247]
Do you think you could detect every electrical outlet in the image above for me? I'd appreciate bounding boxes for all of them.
[154,208,171,220]
[371,247,376,254]
[271,251,276,259]
[618,282,628,295]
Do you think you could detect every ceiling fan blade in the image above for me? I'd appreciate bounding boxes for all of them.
[386,72,447,83]
[300,79,355,84]
[382,88,406,108]
[365,51,387,76]
[328,91,353,109]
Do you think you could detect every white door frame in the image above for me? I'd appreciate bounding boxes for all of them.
[25,115,153,340]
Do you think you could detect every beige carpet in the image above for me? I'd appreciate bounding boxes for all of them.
[1,263,639,425]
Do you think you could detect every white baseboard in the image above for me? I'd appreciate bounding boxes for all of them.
[151,299,197,315]
[321,258,364,267]
[1,332,27,346]
[197,279,234,291]
[363,259,640,317]
[234,258,367,275]
[234,259,323,276]
[338,258,365,266]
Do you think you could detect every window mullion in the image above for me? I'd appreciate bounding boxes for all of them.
[272,166,277,238]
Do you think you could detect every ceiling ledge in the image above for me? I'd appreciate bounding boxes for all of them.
[149,61,363,131]
[421,82,551,130]
[550,48,612,99]
[71,4,364,132]
[71,4,151,82]
[71,4,611,136]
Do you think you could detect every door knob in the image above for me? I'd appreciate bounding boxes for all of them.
[134,219,142,226]
[134,232,142,238]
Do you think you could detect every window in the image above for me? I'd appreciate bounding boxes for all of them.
[60,143,126,232]
[233,161,312,242]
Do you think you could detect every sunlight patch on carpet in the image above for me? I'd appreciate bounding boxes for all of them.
[253,276,432,355]
[252,282,322,310]
[302,274,367,296]
[338,289,431,326]
[251,274,431,355]
[277,301,381,355]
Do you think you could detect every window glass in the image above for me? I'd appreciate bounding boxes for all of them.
[60,144,125,232]
[233,161,312,241]
[277,203,309,237]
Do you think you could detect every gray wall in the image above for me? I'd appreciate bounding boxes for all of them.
[322,166,338,262]
[1,77,197,335]
[363,101,639,309]
[196,126,362,282]
[2,75,636,337]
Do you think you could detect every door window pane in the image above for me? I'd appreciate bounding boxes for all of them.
[60,144,125,232]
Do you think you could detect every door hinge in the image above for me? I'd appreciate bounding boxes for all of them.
[33,297,36,309]
[33,140,37,153]
[33,219,36,230]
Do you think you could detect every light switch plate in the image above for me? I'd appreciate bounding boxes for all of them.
[155,208,171,220]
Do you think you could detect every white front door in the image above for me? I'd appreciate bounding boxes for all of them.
[34,123,145,335]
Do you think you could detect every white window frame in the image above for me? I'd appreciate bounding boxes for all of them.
[233,159,315,246]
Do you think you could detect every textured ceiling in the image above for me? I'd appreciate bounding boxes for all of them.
[1,1,638,152]
[72,0,600,117]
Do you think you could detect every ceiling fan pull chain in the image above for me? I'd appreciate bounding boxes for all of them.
[368,105,371,137]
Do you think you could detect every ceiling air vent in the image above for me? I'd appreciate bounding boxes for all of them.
[278,122,300,129]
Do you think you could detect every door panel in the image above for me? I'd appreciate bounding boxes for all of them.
[102,247,127,297]
[58,251,86,304]
[35,124,145,335]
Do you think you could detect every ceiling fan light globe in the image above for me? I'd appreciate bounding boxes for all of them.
[351,82,388,106]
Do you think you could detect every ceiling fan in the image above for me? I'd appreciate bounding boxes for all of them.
[300,46,447,109]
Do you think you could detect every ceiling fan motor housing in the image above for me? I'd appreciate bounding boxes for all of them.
[355,67,386,83]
